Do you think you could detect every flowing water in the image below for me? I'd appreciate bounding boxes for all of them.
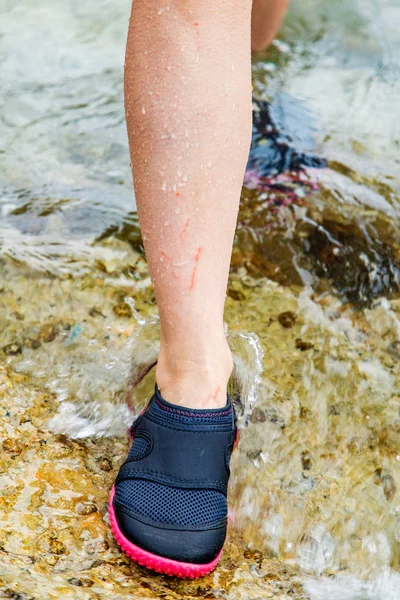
[0,0,400,598]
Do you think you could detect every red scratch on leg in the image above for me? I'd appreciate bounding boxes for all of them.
[209,385,221,403]
[161,250,171,261]
[189,246,203,290]
[193,22,200,51]
[179,218,190,240]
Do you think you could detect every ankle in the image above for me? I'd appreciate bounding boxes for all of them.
[156,339,233,409]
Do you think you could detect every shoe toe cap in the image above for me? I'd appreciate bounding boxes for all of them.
[113,501,226,565]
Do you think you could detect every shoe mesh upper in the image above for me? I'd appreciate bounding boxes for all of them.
[115,479,227,527]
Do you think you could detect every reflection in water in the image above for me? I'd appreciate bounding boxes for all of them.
[0,0,400,598]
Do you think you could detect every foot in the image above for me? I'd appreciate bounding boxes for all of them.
[109,385,237,578]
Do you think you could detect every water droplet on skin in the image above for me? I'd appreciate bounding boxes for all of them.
[185,130,189,138]
[175,207,181,214]
[171,133,177,139]
[165,221,169,226]
[231,64,235,71]
[160,256,164,263]
[172,260,189,267]
[142,106,146,114]
[182,175,188,182]
[167,65,172,71]
[172,184,177,192]
[157,8,163,14]
[177,170,182,177]
[207,162,212,168]
[161,182,167,192]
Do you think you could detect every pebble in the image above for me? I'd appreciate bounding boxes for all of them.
[4,590,36,600]
[24,338,41,350]
[67,578,93,587]
[2,438,23,455]
[278,311,297,328]
[112,303,133,318]
[295,338,314,351]
[76,502,98,515]
[49,538,66,555]
[39,323,57,343]
[98,457,113,472]
[3,342,22,355]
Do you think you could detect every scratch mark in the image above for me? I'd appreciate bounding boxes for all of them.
[179,218,190,240]
[210,385,221,402]
[189,246,203,290]
[161,250,171,261]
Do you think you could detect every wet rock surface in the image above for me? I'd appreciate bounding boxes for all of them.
[0,253,311,600]
[0,241,399,597]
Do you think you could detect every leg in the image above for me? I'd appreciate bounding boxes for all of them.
[125,0,253,408]
[251,0,289,52]
[111,0,252,576]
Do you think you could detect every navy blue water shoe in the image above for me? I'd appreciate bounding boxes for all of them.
[109,384,237,578]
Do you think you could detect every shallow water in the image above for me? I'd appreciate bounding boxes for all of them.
[0,0,400,598]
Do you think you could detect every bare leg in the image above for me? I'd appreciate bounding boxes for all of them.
[125,1,253,408]
[251,0,289,51]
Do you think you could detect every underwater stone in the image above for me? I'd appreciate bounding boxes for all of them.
[278,311,297,328]
[24,338,41,350]
[76,502,98,515]
[112,303,133,318]
[38,324,58,343]
[295,339,314,351]
[2,438,23,455]
[3,343,22,355]
[98,457,113,472]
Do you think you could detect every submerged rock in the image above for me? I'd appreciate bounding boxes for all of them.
[38,323,58,343]
[0,258,309,600]
[305,219,400,306]
[2,343,22,356]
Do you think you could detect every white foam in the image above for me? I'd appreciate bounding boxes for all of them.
[305,569,400,600]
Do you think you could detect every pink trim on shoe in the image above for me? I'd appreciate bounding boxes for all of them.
[108,486,223,579]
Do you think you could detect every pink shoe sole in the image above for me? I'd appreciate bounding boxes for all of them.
[108,486,223,578]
